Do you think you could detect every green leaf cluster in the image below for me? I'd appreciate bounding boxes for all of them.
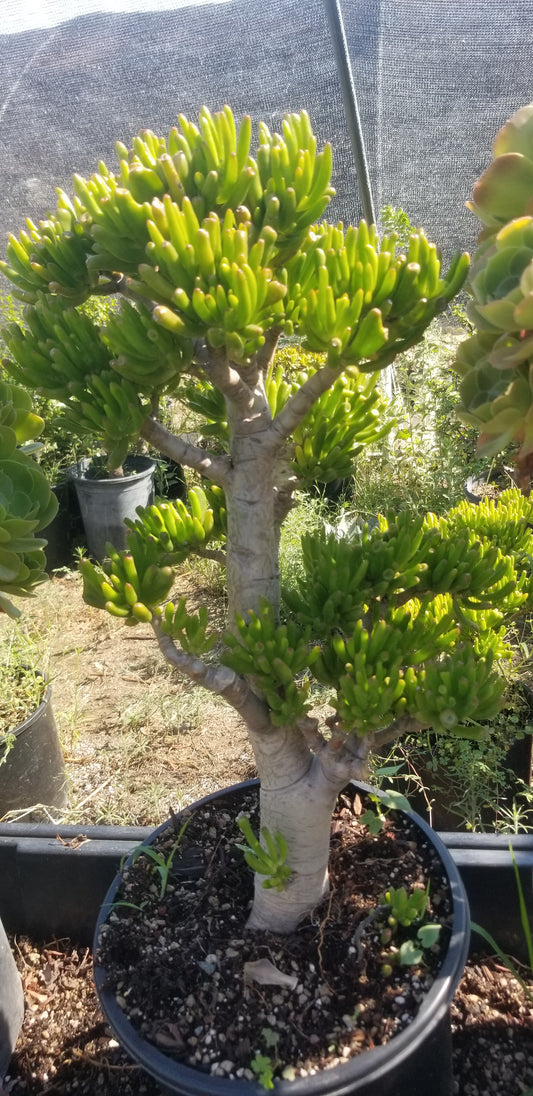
[378,885,441,972]
[1,105,467,411]
[1,296,147,471]
[78,488,218,626]
[284,491,531,736]
[160,599,217,656]
[236,816,291,891]
[221,598,319,726]
[79,486,221,626]
[0,380,58,617]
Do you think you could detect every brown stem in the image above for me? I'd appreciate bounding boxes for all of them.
[152,620,272,732]
[372,715,430,750]
[140,418,230,486]
[193,546,226,565]
[195,346,257,417]
[267,360,346,448]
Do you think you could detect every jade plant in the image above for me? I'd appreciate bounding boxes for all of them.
[0,379,58,750]
[0,379,57,618]
[454,101,533,489]
[1,105,532,935]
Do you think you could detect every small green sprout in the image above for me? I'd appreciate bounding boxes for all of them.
[359,787,412,834]
[236,816,292,891]
[129,817,191,899]
[261,1027,280,1049]
[381,883,429,928]
[251,1054,275,1090]
[377,884,442,973]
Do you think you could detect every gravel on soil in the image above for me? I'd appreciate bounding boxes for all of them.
[3,940,532,1096]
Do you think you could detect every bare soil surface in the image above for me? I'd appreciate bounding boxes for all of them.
[2,569,254,828]
[93,788,451,1085]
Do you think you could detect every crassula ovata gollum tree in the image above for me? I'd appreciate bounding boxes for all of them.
[1,106,532,934]
[0,379,57,617]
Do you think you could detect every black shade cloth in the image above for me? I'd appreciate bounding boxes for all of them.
[0,0,532,259]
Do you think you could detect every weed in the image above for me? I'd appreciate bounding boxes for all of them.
[128,817,191,898]
[350,319,480,519]
[372,684,533,833]
[359,786,412,835]
[0,622,50,732]
[251,1054,275,1090]
[379,205,415,250]
[376,883,442,975]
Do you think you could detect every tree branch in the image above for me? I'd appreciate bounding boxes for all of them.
[152,621,273,732]
[193,546,226,564]
[140,417,230,486]
[266,360,345,448]
[254,326,281,376]
[316,728,373,787]
[372,715,430,750]
[309,714,429,789]
[194,345,257,417]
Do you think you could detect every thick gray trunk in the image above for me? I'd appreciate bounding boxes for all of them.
[214,369,372,933]
[225,386,280,621]
[243,724,369,934]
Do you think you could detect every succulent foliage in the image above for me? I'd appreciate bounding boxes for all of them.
[455,103,533,486]
[3,103,527,934]
[0,380,57,617]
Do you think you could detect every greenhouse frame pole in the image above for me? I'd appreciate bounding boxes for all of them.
[324,0,376,225]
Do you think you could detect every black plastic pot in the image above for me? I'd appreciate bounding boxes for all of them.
[1,822,530,955]
[93,780,470,1096]
[0,681,68,819]
[0,917,24,1078]
[43,480,83,573]
[69,455,156,561]
[464,466,516,503]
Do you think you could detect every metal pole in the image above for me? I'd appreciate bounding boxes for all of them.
[324,0,376,225]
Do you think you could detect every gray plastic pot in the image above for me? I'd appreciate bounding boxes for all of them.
[69,455,156,561]
[94,780,470,1096]
[0,918,23,1078]
[0,679,68,819]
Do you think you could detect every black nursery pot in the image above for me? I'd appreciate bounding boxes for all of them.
[43,480,83,573]
[463,466,516,503]
[93,780,470,1096]
[0,680,68,818]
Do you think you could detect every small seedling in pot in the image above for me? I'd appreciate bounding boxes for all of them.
[129,817,191,899]
[359,786,412,835]
[236,816,292,891]
[251,1054,276,1091]
[377,884,441,974]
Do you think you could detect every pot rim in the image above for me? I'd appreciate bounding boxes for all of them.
[93,778,470,1096]
[68,455,156,484]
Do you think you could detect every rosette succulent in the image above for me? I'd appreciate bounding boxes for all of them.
[455,103,533,481]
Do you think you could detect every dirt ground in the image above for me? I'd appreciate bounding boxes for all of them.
[3,567,254,827]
